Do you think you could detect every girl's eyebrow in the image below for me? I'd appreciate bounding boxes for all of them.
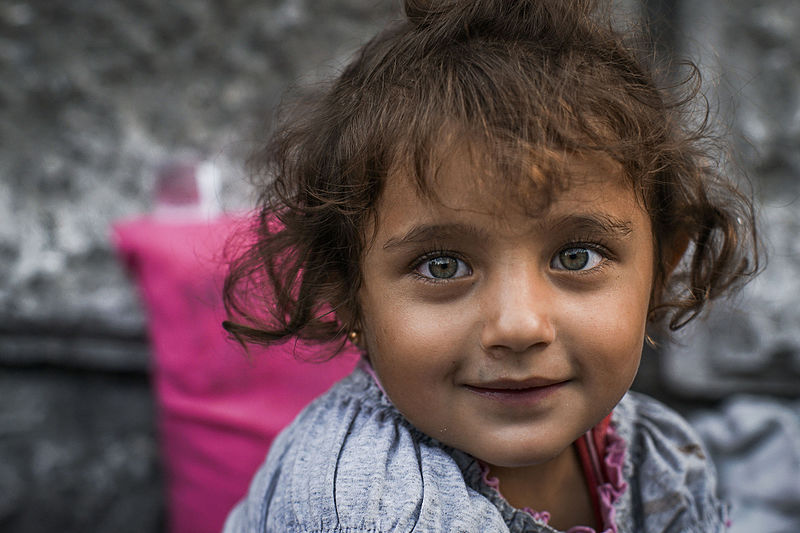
[382,223,490,250]
[547,213,634,237]
[381,214,634,251]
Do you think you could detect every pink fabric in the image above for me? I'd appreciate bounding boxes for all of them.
[113,215,358,533]
[597,426,627,532]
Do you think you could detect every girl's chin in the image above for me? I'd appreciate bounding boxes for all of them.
[471,442,573,470]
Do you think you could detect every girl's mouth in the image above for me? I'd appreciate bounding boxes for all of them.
[464,379,568,405]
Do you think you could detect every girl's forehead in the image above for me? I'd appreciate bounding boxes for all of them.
[369,161,650,257]
[370,151,646,248]
[389,144,634,221]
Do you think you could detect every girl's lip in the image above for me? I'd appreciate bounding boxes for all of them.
[465,377,567,390]
[464,379,568,404]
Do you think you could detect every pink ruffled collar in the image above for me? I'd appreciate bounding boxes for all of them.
[479,422,627,533]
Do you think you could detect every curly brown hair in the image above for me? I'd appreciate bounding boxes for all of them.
[223,0,760,354]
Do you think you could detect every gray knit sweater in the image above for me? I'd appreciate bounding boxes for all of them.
[223,367,727,533]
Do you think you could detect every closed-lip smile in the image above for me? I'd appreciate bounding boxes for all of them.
[466,377,567,391]
[464,377,569,404]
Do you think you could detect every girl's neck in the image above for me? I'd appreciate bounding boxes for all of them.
[487,444,596,531]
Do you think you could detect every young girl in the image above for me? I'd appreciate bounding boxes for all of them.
[222,1,758,531]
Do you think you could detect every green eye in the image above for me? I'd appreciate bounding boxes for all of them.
[416,255,471,279]
[428,257,458,278]
[560,248,589,270]
[552,247,602,271]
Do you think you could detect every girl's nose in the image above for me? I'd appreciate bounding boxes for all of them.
[479,265,556,356]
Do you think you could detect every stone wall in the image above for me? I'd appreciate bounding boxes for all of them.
[1,1,797,532]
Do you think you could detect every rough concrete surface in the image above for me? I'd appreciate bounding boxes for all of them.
[0,369,162,532]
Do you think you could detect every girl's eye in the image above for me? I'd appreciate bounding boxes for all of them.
[416,256,471,280]
[551,247,603,271]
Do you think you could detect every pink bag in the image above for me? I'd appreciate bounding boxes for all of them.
[113,215,358,533]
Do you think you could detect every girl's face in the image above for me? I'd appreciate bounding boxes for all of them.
[357,153,654,469]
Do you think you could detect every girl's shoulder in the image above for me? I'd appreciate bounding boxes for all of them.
[613,392,729,532]
[223,367,516,533]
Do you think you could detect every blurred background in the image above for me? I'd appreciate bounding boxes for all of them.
[0,1,798,532]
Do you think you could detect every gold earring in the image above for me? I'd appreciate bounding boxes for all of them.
[644,333,657,349]
[348,330,360,345]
